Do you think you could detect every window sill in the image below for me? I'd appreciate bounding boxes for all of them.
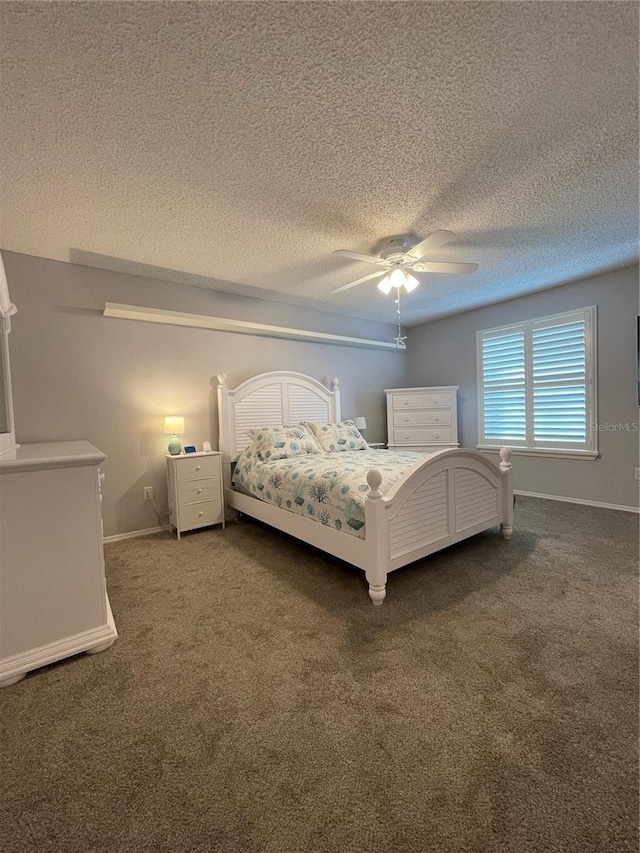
[476,445,600,461]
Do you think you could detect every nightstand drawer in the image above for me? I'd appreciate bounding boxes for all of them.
[179,499,223,531]
[178,477,220,504]
[393,410,451,427]
[392,427,452,444]
[173,455,219,481]
[391,392,451,410]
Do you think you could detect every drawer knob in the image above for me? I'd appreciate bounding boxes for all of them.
[434,415,439,421]
[404,400,409,406]
[434,433,440,439]
[405,433,410,439]
[99,472,106,484]
[198,511,204,517]
[433,398,439,404]
[196,465,202,471]
[197,488,202,494]
[405,417,409,422]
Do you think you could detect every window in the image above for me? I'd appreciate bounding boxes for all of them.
[477,307,598,458]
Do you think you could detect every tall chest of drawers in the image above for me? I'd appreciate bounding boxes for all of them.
[166,451,225,539]
[385,386,459,453]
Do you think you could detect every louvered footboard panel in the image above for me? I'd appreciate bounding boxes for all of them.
[388,470,449,558]
[455,468,499,532]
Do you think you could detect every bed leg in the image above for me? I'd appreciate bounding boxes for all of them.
[368,583,387,606]
[500,523,513,540]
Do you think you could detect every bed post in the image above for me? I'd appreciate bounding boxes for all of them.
[499,447,513,539]
[364,469,388,605]
[330,377,341,420]
[217,372,233,493]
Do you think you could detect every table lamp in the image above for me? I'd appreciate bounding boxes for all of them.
[164,416,185,455]
[353,416,367,434]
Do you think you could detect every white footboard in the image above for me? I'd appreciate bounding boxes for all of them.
[363,448,512,604]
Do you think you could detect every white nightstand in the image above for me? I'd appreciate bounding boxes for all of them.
[166,451,225,539]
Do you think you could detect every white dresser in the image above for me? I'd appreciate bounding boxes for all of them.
[385,386,459,453]
[166,451,225,539]
[0,441,118,687]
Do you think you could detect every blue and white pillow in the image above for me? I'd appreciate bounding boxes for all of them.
[305,420,368,452]
[247,425,321,460]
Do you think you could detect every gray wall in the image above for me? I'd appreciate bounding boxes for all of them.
[3,252,407,537]
[4,250,638,539]
[406,265,640,509]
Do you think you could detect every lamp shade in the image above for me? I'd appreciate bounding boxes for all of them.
[164,416,185,435]
[353,416,367,431]
[377,269,420,295]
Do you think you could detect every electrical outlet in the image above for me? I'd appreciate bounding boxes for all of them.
[143,486,154,501]
[635,468,640,481]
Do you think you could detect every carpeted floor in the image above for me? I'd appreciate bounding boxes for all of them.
[0,497,638,853]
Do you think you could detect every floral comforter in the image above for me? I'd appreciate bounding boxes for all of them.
[232,448,423,539]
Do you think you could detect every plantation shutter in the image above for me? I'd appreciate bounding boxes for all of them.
[532,313,587,446]
[478,307,596,455]
[480,326,526,444]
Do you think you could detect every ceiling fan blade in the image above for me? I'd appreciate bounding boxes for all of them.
[414,262,479,274]
[332,270,387,293]
[333,249,387,266]
[404,230,457,260]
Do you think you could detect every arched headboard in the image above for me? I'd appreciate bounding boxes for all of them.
[217,371,341,480]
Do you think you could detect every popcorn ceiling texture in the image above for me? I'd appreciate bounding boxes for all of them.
[0,1,637,325]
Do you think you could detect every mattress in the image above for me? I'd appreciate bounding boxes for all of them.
[232,448,424,539]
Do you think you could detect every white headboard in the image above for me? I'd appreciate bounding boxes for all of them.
[217,370,341,476]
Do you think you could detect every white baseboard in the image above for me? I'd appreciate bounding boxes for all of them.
[514,490,639,514]
[103,525,165,543]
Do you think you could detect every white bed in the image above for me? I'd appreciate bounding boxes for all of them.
[217,371,513,605]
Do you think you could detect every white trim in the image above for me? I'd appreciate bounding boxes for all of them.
[478,445,599,461]
[514,489,639,514]
[103,302,405,351]
[103,525,164,543]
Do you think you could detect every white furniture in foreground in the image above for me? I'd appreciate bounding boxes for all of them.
[0,441,118,687]
[166,451,225,539]
[386,386,459,452]
[217,371,513,605]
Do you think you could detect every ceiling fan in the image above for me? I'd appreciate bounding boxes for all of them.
[331,230,478,294]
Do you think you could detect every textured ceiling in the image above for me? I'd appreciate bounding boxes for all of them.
[0,1,638,326]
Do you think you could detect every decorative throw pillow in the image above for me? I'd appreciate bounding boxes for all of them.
[246,425,321,460]
[305,420,368,452]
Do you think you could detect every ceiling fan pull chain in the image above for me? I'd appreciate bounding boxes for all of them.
[393,290,407,348]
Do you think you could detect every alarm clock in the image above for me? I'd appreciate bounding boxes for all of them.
[183,445,197,454]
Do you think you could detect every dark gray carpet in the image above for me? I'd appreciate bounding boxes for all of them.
[1,497,637,853]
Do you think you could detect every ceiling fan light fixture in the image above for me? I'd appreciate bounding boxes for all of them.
[403,272,419,293]
[377,275,393,295]
[389,268,406,289]
[378,268,419,295]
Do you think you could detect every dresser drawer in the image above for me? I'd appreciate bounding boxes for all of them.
[392,427,453,444]
[172,455,219,481]
[391,392,451,410]
[178,477,220,505]
[393,410,451,427]
[178,499,223,531]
